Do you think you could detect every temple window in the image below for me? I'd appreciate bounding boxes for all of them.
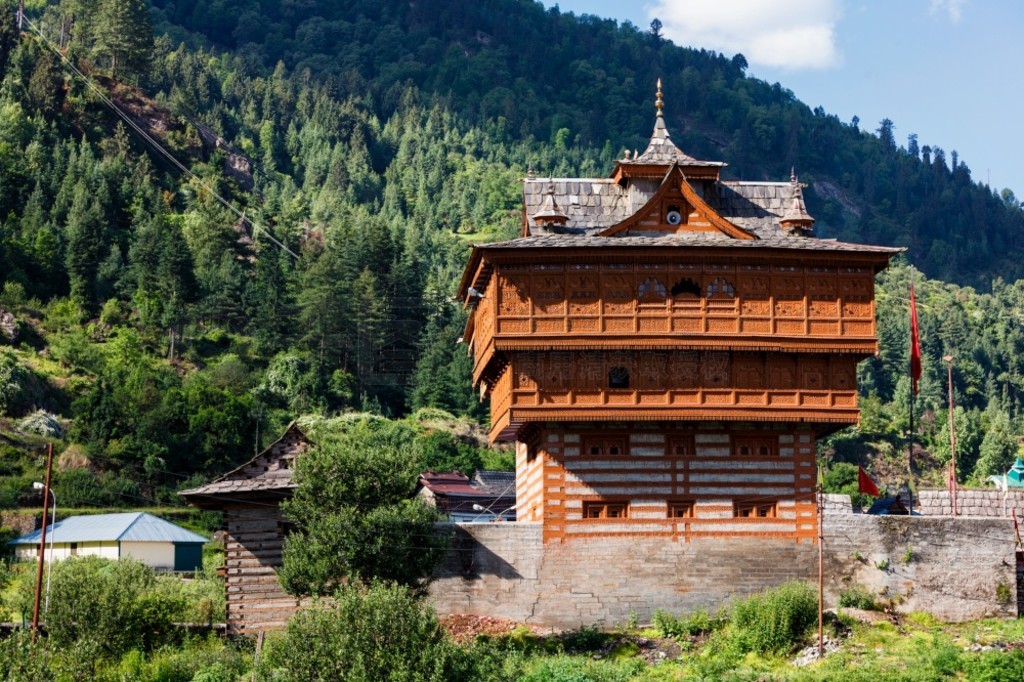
[638,277,667,300]
[671,278,701,298]
[707,277,735,297]
[584,437,626,456]
[583,501,629,519]
[736,438,776,457]
[667,500,695,518]
[608,366,630,389]
[734,501,777,518]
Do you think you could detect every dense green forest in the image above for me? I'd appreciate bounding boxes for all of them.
[1,0,1024,510]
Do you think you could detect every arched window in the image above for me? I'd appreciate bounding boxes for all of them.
[638,278,667,300]
[608,366,630,389]
[706,277,735,298]
[671,278,701,298]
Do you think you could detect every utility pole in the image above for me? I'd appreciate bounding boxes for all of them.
[31,443,54,641]
[944,355,957,516]
[17,1,25,30]
[817,470,824,658]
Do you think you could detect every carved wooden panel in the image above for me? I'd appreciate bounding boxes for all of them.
[769,357,796,389]
[499,275,530,315]
[670,351,700,389]
[701,352,730,387]
[602,275,634,315]
[575,352,604,389]
[800,358,828,390]
[734,356,764,389]
[568,275,599,315]
[516,353,538,390]
[533,275,565,316]
[639,352,669,390]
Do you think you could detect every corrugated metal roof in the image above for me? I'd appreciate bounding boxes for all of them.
[8,512,207,546]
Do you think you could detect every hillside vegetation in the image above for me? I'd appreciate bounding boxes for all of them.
[0,0,1023,510]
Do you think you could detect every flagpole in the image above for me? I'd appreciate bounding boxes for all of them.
[907,269,917,516]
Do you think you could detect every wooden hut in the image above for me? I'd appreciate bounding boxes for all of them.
[180,423,309,635]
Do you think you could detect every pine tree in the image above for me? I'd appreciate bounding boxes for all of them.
[0,5,17,80]
[92,0,153,80]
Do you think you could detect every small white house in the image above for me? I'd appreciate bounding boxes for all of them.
[8,512,208,572]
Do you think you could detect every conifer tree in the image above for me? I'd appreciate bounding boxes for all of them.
[0,5,17,80]
[92,0,153,80]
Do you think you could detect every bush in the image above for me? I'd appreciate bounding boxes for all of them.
[839,586,879,611]
[729,581,818,655]
[256,581,471,682]
[22,557,199,660]
[652,608,724,639]
[962,649,1024,682]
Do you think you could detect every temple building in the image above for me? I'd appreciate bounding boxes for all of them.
[458,82,900,544]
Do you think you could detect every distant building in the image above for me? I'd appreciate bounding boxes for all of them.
[8,512,207,571]
[417,470,516,521]
[988,457,1024,489]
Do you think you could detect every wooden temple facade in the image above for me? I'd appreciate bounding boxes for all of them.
[458,82,899,544]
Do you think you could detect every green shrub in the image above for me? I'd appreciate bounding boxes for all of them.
[43,556,181,658]
[839,586,878,611]
[729,581,818,655]
[559,624,606,652]
[519,655,644,682]
[652,608,724,639]
[256,581,470,682]
[962,649,1024,682]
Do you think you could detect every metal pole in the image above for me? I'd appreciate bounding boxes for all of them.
[31,444,54,640]
[944,356,957,516]
[817,475,824,658]
[44,491,56,616]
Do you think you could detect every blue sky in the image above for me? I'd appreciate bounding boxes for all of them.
[548,1,1024,198]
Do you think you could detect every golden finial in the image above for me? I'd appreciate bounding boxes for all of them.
[655,78,664,117]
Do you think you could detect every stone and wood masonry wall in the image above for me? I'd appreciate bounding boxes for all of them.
[429,515,1018,628]
[915,489,1024,518]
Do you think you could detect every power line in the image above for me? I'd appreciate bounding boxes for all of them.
[20,15,299,261]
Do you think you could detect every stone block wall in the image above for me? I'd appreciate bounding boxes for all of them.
[430,515,1018,627]
[916,488,1024,518]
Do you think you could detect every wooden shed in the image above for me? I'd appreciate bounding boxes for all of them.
[179,422,309,635]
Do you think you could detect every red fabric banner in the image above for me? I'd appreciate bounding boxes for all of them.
[910,280,922,395]
[858,466,880,497]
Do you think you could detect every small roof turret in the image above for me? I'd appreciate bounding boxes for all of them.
[531,182,569,227]
[780,169,815,233]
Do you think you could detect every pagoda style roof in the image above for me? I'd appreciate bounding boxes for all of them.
[467,81,902,300]
[522,177,832,240]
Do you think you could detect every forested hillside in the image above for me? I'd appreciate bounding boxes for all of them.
[2,0,1024,507]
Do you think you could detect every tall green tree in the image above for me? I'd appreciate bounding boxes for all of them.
[278,419,450,596]
[92,0,153,80]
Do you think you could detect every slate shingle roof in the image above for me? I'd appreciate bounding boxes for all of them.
[477,232,901,254]
[179,423,308,502]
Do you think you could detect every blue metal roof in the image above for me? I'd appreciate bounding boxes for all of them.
[8,512,208,546]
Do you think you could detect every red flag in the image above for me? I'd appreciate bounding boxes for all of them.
[910,280,922,395]
[858,466,880,497]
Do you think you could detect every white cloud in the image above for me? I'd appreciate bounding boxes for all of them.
[646,0,843,70]
[930,0,966,24]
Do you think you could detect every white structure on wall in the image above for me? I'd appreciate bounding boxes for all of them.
[8,512,208,572]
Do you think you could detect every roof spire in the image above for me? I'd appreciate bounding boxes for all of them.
[655,78,664,117]
[531,180,569,228]
[780,170,815,233]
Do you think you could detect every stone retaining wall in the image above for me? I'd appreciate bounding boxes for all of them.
[916,488,1024,518]
[429,515,1018,627]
